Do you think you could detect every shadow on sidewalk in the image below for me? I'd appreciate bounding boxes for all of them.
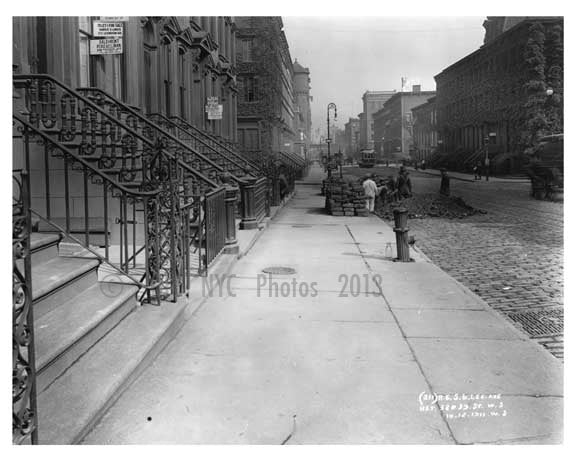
[306,207,329,215]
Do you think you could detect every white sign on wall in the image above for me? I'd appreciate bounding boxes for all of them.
[90,38,123,55]
[93,21,124,37]
[205,97,222,120]
[207,105,223,120]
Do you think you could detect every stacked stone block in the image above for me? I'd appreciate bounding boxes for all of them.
[324,178,369,217]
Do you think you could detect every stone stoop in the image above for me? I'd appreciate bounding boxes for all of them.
[28,232,188,444]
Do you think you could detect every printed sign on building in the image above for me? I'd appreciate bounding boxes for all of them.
[93,21,124,37]
[205,97,222,120]
[90,38,123,55]
[207,105,223,120]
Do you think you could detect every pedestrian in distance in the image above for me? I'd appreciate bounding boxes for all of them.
[362,174,380,213]
[397,166,412,198]
[278,169,289,203]
[440,168,450,196]
[475,161,483,180]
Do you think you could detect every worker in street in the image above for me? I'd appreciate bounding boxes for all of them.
[440,168,451,196]
[362,174,380,213]
[397,166,412,198]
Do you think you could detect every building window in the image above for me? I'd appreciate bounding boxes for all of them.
[239,75,258,102]
[239,38,253,62]
[178,49,187,119]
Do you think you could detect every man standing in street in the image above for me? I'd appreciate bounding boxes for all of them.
[362,174,379,213]
[440,168,450,196]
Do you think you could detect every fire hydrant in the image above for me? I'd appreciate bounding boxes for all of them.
[393,207,412,262]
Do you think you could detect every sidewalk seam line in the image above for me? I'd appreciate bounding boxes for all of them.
[345,224,459,445]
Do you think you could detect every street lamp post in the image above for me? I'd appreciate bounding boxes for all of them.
[326,102,337,179]
[484,136,489,181]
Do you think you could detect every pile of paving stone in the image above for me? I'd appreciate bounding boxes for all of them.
[324,177,369,217]
[376,193,487,220]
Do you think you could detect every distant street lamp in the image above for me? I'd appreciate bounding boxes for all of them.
[326,102,337,178]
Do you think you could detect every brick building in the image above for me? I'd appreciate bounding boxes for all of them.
[411,96,438,163]
[293,59,312,158]
[359,90,396,149]
[434,17,563,172]
[235,16,297,156]
[373,87,436,158]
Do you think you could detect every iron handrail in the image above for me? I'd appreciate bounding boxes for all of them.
[14,74,219,191]
[13,169,38,444]
[14,115,163,292]
[143,111,257,177]
[13,114,160,198]
[167,114,263,173]
[77,87,245,183]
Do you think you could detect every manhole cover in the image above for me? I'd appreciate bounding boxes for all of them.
[262,266,296,275]
[506,309,563,337]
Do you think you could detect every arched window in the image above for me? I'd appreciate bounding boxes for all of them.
[161,35,172,116]
[143,21,156,114]
[178,47,187,119]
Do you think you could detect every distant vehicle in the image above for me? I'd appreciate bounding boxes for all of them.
[358,149,376,168]
[525,133,563,200]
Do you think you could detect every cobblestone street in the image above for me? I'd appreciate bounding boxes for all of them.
[402,172,564,360]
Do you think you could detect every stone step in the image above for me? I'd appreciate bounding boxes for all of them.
[36,296,188,444]
[30,232,61,266]
[35,281,139,394]
[33,256,100,319]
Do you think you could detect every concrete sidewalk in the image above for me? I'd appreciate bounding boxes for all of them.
[82,166,562,445]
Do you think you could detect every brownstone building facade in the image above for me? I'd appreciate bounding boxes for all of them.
[235,16,297,156]
[13,17,239,141]
[434,17,563,171]
[373,88,436,158]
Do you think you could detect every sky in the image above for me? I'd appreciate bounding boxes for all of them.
[283,16,486,139]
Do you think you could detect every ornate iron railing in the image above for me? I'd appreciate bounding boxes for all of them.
[254,177,270,222]
[148,112,259,177]
[13,74,220,288]
[204,187,227,268]
[13,114,171,301]
[77,87,247,182]
[13,169,38,445]
[166,114,263,175]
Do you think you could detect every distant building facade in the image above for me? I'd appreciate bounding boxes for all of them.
[360,90,396,149]
[344,117,360,158]
[435,17,563,171]
[358,112,367,148]
[411,96,438,162]
[293,59,312,158]
[373,87,436,157]
[235,16,297,156]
